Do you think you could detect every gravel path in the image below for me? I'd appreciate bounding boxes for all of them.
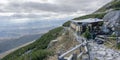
[89,41,120,60]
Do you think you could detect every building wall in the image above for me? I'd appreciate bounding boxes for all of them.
[70,22,76,30]
[70,22,82,32]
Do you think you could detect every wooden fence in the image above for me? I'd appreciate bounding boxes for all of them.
[58,39,90,60]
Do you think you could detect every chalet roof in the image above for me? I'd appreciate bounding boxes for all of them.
[71,18,103,23]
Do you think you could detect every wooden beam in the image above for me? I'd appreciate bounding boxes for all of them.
[59,42,86,58]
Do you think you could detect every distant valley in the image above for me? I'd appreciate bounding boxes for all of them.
[0,19,69,54]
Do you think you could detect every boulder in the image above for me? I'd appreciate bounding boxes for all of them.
[105,57,113,60]
[97,51,106,56]
[103,10,120,27]
[103,10,120,36]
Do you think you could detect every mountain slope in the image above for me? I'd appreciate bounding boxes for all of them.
[74,0,120,20]
[95,0,120,13]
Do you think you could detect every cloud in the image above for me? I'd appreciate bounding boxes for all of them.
[1,2,78,13]
[0,0,112,13]
[0,0,112,20]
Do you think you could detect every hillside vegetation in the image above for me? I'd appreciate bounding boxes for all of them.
[73,13,106,20]
[2,27,63,60]
[95,0,120,13]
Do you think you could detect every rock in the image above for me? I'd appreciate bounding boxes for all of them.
[114,53,119,57]
[96,57,105,60]
[116,57,120,60]
[103,10,120,36]
[106,49,114,54]
[99,47,105,51]
[97,51,106,56]
[93,46,98,50]
[105,57,113,60]
[106,53,112,57]
[103,10,120,26]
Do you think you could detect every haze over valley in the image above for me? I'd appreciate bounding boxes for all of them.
[0,19,69,54]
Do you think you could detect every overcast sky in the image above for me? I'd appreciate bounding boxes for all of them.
[0,0,112,23]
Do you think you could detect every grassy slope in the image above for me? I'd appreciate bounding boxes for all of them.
[73,13,106,20]
[95,0,120,13]
[2,27,63,60]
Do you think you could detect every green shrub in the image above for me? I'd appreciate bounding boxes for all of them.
[63,21,71,27]
[73,13,106,20]
[98,21,104,26]
[110,34,116,40]
[82,28,91,39]
[117,43,120,49]
[16,50,53,60]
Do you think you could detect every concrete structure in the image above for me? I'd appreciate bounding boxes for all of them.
[70,18,103,34]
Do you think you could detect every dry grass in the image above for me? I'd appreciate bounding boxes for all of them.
[46,29,79,60]
[104,39,120,50]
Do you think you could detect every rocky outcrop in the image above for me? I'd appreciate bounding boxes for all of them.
[103,10,120,36]
[103,10,120,27]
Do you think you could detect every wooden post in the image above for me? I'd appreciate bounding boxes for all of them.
[85,39,91,60]
[115,31,118,48]
[58,52,65,60]
[79,46,82,60]
[79,46,82,53]
[72,53,77,60]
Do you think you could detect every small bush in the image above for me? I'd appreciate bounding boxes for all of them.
[82,28,91,39]
[110,34,116,40]
[117,43,120,49]
[63,21,71,27]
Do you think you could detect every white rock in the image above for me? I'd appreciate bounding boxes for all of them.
[97,51,106,56]
[116,57,120,60]
[106,49,114,54]
[93,46,98,50]
[105,57,113,60]
[114,53,119,57]
[97,57,105,60]
[99,47,105,51]
[106,53,112,57]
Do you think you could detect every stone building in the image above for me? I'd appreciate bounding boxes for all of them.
[70,18,103,34]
